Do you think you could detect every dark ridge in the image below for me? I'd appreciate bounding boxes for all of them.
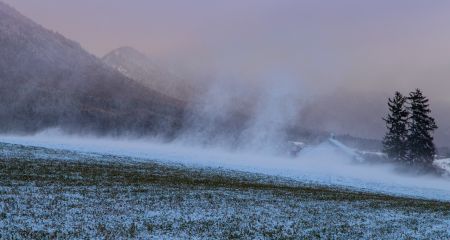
[0,1,185,137]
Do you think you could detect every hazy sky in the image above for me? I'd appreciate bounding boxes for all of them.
[5,1,450,93]
[5,0,450,143]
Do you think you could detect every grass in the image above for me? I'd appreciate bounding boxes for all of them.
[0,142,449,239]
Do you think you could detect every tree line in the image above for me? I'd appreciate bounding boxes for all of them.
[382,89,438,171]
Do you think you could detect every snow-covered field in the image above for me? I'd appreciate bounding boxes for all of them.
[1,141,450,239]
[1,133,450,201]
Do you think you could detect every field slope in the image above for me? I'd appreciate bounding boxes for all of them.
[0,142,450,239]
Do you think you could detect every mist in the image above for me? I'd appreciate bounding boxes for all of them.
[2,129,450,201]
[2,0,450,199]
[4,2,450,237]
[176,69,303,154]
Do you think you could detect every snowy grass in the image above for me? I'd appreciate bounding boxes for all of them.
[1,142,450,239]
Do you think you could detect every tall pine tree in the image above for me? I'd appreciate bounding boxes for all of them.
[407,89,438,168]
[382,92,409,161]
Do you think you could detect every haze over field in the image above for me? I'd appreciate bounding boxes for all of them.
[5,0,450,144]
[3,131,450,201]
[2,1,450,238]
[0,0,447,172]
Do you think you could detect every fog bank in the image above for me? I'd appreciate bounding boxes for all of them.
[2,130,450,201]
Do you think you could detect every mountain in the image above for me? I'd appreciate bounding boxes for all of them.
[0,1,184,135]
[102,47,194,100]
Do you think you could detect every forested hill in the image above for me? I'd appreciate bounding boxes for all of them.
[0,1,185,136]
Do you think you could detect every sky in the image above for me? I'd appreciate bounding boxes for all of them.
[4,0,450,144]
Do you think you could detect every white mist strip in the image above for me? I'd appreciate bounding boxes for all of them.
[1,132,450,201]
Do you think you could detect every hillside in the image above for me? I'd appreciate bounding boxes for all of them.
[0,1,184,135]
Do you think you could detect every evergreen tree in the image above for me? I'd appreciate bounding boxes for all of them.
[407,89,438,168]
[382,92,409,161]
